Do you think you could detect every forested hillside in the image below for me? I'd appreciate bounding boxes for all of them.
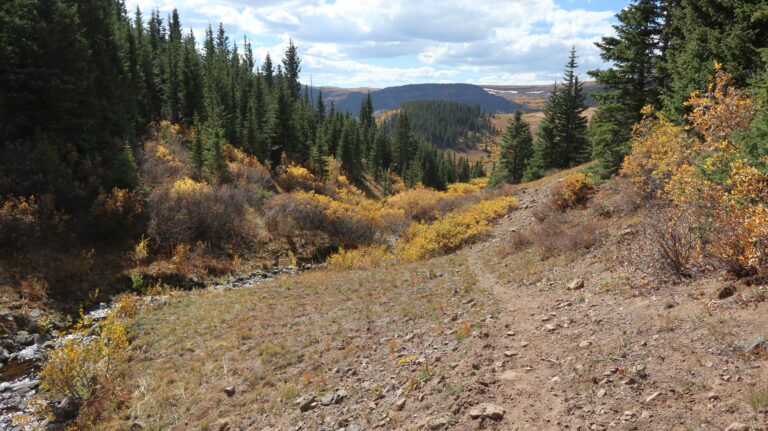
[328,83,528,114]
[380,101,495,150]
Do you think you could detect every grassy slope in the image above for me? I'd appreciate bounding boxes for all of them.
[86,168,768,431]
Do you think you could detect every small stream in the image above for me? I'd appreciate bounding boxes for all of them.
[0,264,318,430]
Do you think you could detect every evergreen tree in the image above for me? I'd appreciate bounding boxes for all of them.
[392,111,412,174]
[491,111,533,185]
[113,142,140,189]
[527,49,590,179]
[663,0,768,120]
[282,40,301,98]
[554,47,590,167]
[589,0,670,176]
[191,119,205,178]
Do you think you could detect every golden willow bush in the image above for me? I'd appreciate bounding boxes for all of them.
[326,195,517,267]
[37,294,139,401]
[326,244,393,270]
[264,188,407,255]
[622,65,767,276]
[549,172,596,211]
[397,196,518,261]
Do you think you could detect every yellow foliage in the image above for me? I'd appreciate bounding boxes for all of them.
[469,177,489,187]
[39,295,137,400]
[621,110,694,196]
[279,164,321,191]
[623,66,767,275]
[133,235,149,263]
[90,188,142,225]
[327,245,393,269]
[446,182,481,195]
[0,196,41,243]
[386,186,447,221]
[549,173,595,210]
[171,177,211,197]
[397,196,518,261]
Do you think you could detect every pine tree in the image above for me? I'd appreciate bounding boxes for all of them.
[589,0,670,176]
[191,119,205,178]
[392,111,412,174]
[491,110,533,185]
[663,0,768,120]
[527,49,590,179]
[113,142,140,189]
[282,39,301,98]
[554,47,590,168]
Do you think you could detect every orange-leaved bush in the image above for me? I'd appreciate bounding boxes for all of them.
[623,64,766,276]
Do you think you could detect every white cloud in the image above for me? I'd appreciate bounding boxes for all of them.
[125,0,621,86]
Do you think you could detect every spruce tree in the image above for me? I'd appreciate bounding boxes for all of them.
[282,40,301,98]
[491,110,533,185]
[113,142,140,190]
[589,0,669,176]
[554,47,590,168]
[392,111,412,174]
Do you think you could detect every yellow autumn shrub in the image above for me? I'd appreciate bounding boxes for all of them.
[620,107,694,196]
[446,182,482,195]
[386,186,447,221]
[397,196,518,261]
[326,245,394,269]
[549,172,595,211]
[624,64,766,276]
[39,294,137,400]
[278,164,322,192]
[0,195,41,246]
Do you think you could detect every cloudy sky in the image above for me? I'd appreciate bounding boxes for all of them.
[125,0,629,88]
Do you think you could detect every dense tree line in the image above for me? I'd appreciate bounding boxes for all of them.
[588,0,768,177]
[381,100,494,150]
[0,0,483,213]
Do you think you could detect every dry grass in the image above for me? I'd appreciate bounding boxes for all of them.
[747,384,768,411]
[88,254,487,430]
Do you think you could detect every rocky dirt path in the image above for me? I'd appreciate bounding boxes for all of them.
[454,180,768,431]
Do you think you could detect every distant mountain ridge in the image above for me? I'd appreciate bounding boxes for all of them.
[309,82,601,115]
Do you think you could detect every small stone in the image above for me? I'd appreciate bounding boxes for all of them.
[631,364,648,379]
[427,416,450,430]
[500,370,518,381]
[130,422,146,431]
[394,398,406,411]
[551,376,561,383]
[544,324,557,332]
[596,388,607,398]
[506,331,515,336]
[334,389,347,404]
[520,341,529,347]
[707,392,720,401]
[645,392,661,403]
[717,285,737,299]
[297,395,316,412]
[568,278,585,290]
[223,386,236,397]
[484,404,505,420]
[503,351,518,357]
[724,423,749,431]
[321,394,335,406]
[579,341,592,348]
[469,403,505,420]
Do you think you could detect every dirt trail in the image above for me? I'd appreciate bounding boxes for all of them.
[452,179,768,431]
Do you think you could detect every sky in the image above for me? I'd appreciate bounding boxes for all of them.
[125,0,630,88]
